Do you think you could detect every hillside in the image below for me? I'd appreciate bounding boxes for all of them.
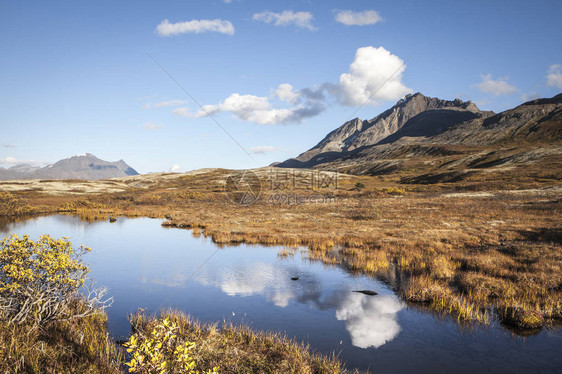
[0,154,138,181]
[277,93,562,180]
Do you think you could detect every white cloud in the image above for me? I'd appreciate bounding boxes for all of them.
[143,121,162,130]
[172,107,192,117]
[336,293,403,349]
[180,46,410,125]
[2,144,15,148]
[274,83,300,104]
[520,92,540,102]
[156,19,235,36]
[195,260,401,348]
[0,157,48,167]
[154,99,188,108]
[169,165,181,173]
[250,146,280,154]
[141,103,152,110]
[253,10,316,30]
[223,0,232,3]
[189,93,324,125]
[337,46,412,106]
[547,64,562,89]
[476,74,518,96]
[0,156,17,164]
[335,10,383,26]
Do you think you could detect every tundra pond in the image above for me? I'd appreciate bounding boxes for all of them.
[1,215,560,373]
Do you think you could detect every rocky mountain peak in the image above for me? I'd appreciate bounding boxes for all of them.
[280,93,484,166]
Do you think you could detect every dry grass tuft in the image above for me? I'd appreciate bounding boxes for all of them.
[129,310,344,374]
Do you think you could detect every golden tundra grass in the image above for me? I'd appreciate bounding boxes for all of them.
[1,166,561,329]
[130,310,343,374]
[0,307,122,373]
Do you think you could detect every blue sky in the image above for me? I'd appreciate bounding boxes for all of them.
[1,0,561,173]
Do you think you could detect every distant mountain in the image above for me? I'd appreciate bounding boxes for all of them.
[276,93,562,177]
[0,154,139,180]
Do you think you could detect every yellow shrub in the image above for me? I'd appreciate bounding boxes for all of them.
[124,317,219,374]
[0,234,109,326]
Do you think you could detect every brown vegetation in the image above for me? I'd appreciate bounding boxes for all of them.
[129,310,343,373]
[1,166,561,330]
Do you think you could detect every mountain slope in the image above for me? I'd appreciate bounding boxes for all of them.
[278,93,488,168]
[0,154,139,180]
[276,93,562,180]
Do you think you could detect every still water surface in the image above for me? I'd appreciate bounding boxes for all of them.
[0,215,560,373]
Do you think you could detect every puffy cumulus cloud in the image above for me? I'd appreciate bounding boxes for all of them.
[180,46,410,125]
[337,46,412,106]
[336,293,403,349]
[191,92,324,125]
[169,165,181,173]
[274,83,300,104]
[335,10,383,26]
[253,10,316,30]
[476,74,518,96]
[547,64,562,89]
[156,19,235,36]
[250,146,280,154]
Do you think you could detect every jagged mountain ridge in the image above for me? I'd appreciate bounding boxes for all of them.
[276,93,562,177]
[0,154,139,180]
[278,93,490,168]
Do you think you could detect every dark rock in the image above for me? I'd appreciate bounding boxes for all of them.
[353,290,378,296]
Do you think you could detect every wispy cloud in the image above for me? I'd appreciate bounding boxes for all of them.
[156,19,235,36]
[155,99,188,108]
[143,99,188,110]
[1,144,16,148]
[253,10,316,30]
[250,146,280,154]
[0,156,48,167]
[143,121,162,130]
[476,74,518,95]
[335,10,383,26]
[547,64,562,89]
[520,92,540,102]
[172,107,192,117]
[0,156,17,164]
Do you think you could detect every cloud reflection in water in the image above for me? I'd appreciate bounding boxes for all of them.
[197,261,403,349]
[336,293,403,348]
